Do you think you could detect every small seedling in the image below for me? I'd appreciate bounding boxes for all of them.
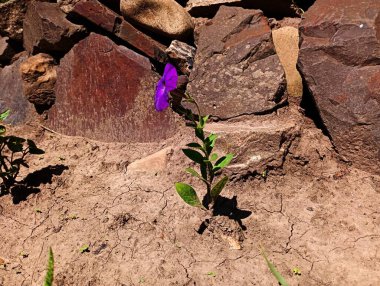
[79,244,90,253]
[19,251,29,258]
[206,271,216,277]
[43,247,54,286]
[154,63,233,211]
[69,214,78,220]
[261,249,289,286]
[35,208,42,213]
[293,267,301,276]
[0,110,44,195]
[138,277,145,283]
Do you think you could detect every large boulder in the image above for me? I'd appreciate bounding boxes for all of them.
[120,0,194,40]
[0,54,34,124]
[0,0,27,41]
[20,53,57,108]
[23,1,85,54]
[187,6,286,119]
[46,33,178,143]
[298,0,380,174]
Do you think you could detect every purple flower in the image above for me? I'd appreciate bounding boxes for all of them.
[155,63,178,111]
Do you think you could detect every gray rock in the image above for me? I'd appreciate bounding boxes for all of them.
[187,6,286,119]
[166,40,196,75]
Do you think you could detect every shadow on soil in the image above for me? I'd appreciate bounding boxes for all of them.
[198,195,252,234]
[11,164,68,204]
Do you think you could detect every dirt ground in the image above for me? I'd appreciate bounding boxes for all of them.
[0,110,379,286]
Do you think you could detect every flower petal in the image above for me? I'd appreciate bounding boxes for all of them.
[155,78,170,111]
[163,63,178,92]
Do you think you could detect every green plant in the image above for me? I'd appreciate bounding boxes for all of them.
[174,93,233,210]
[0,110,44,194]
[79,244,90,253]
[261,249,289,286]
[43,248,54,286]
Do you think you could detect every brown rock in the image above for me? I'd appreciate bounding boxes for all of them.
[166,40,196,75]
[71,0,167,62]
[20,53,57,107]
[127,147,173,174]
[0,0,27,41]
[272,26,303,98]
[187,6,286,119]
[47,33,178,143]
[0,54,34,124]
[0,36,15,64]
[186,0,296,18]
[120,0,194,40]
[298,0,380,174]
[204,111,301,178]
[23,1,85,54]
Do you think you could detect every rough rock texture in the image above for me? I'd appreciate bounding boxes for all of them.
[71,0,167,62]
[20,53,57,107]
[298,0,380,175]
[120,0,194,40]
[186,0,296,18]
[166,40,196,75]
[0,36,15,64]
[0,0,27,41]
[47,33,178,143]
[188,6,286,119]
[272,26,303,98]
[205,110,301,178]
[23,1,86,54]
[0,54,34,124]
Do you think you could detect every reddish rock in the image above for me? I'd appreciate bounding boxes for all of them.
[23,1,85,54]
[188,6,286,119]
[0,54,34,124]
[71,0,167,62]
[298,0,380,174]
[47,33,178,143]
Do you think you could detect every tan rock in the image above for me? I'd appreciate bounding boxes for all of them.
[20,53,57,107]
[272,26,303,98]
[120,0,194,40]
[127,147,173,174]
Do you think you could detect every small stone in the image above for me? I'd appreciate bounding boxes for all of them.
[127,147,173,174]
[166,40,196,75]
[20,53,57,107]
[120,0,194,40]
[23,1,86,54]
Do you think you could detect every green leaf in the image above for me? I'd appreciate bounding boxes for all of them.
[210,176,228,201]
[186,142,203,149]
[195,127,204,140]
[5,136,25,153]
[213,153,234,171]
[261,250,289,286]
[0,110,10,121]
[210,153,218,161]
[185,168,205,181]
[198,115,209,129]
[175,182,203,208]
[0,125,6,135]
[43,247,54,286]
[200,162,207,181]
[79,244,90,253]
[27,139,44,154]
[206,134,217,148]
[182,149,205,165]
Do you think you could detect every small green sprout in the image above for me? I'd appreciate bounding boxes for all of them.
[206,271,216,277]
[79,244,90,253]
[19,251,29,258]
[43,247,54,286]
[293,267,301,276]
[35,208,42,213]
[261,249,289,286]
